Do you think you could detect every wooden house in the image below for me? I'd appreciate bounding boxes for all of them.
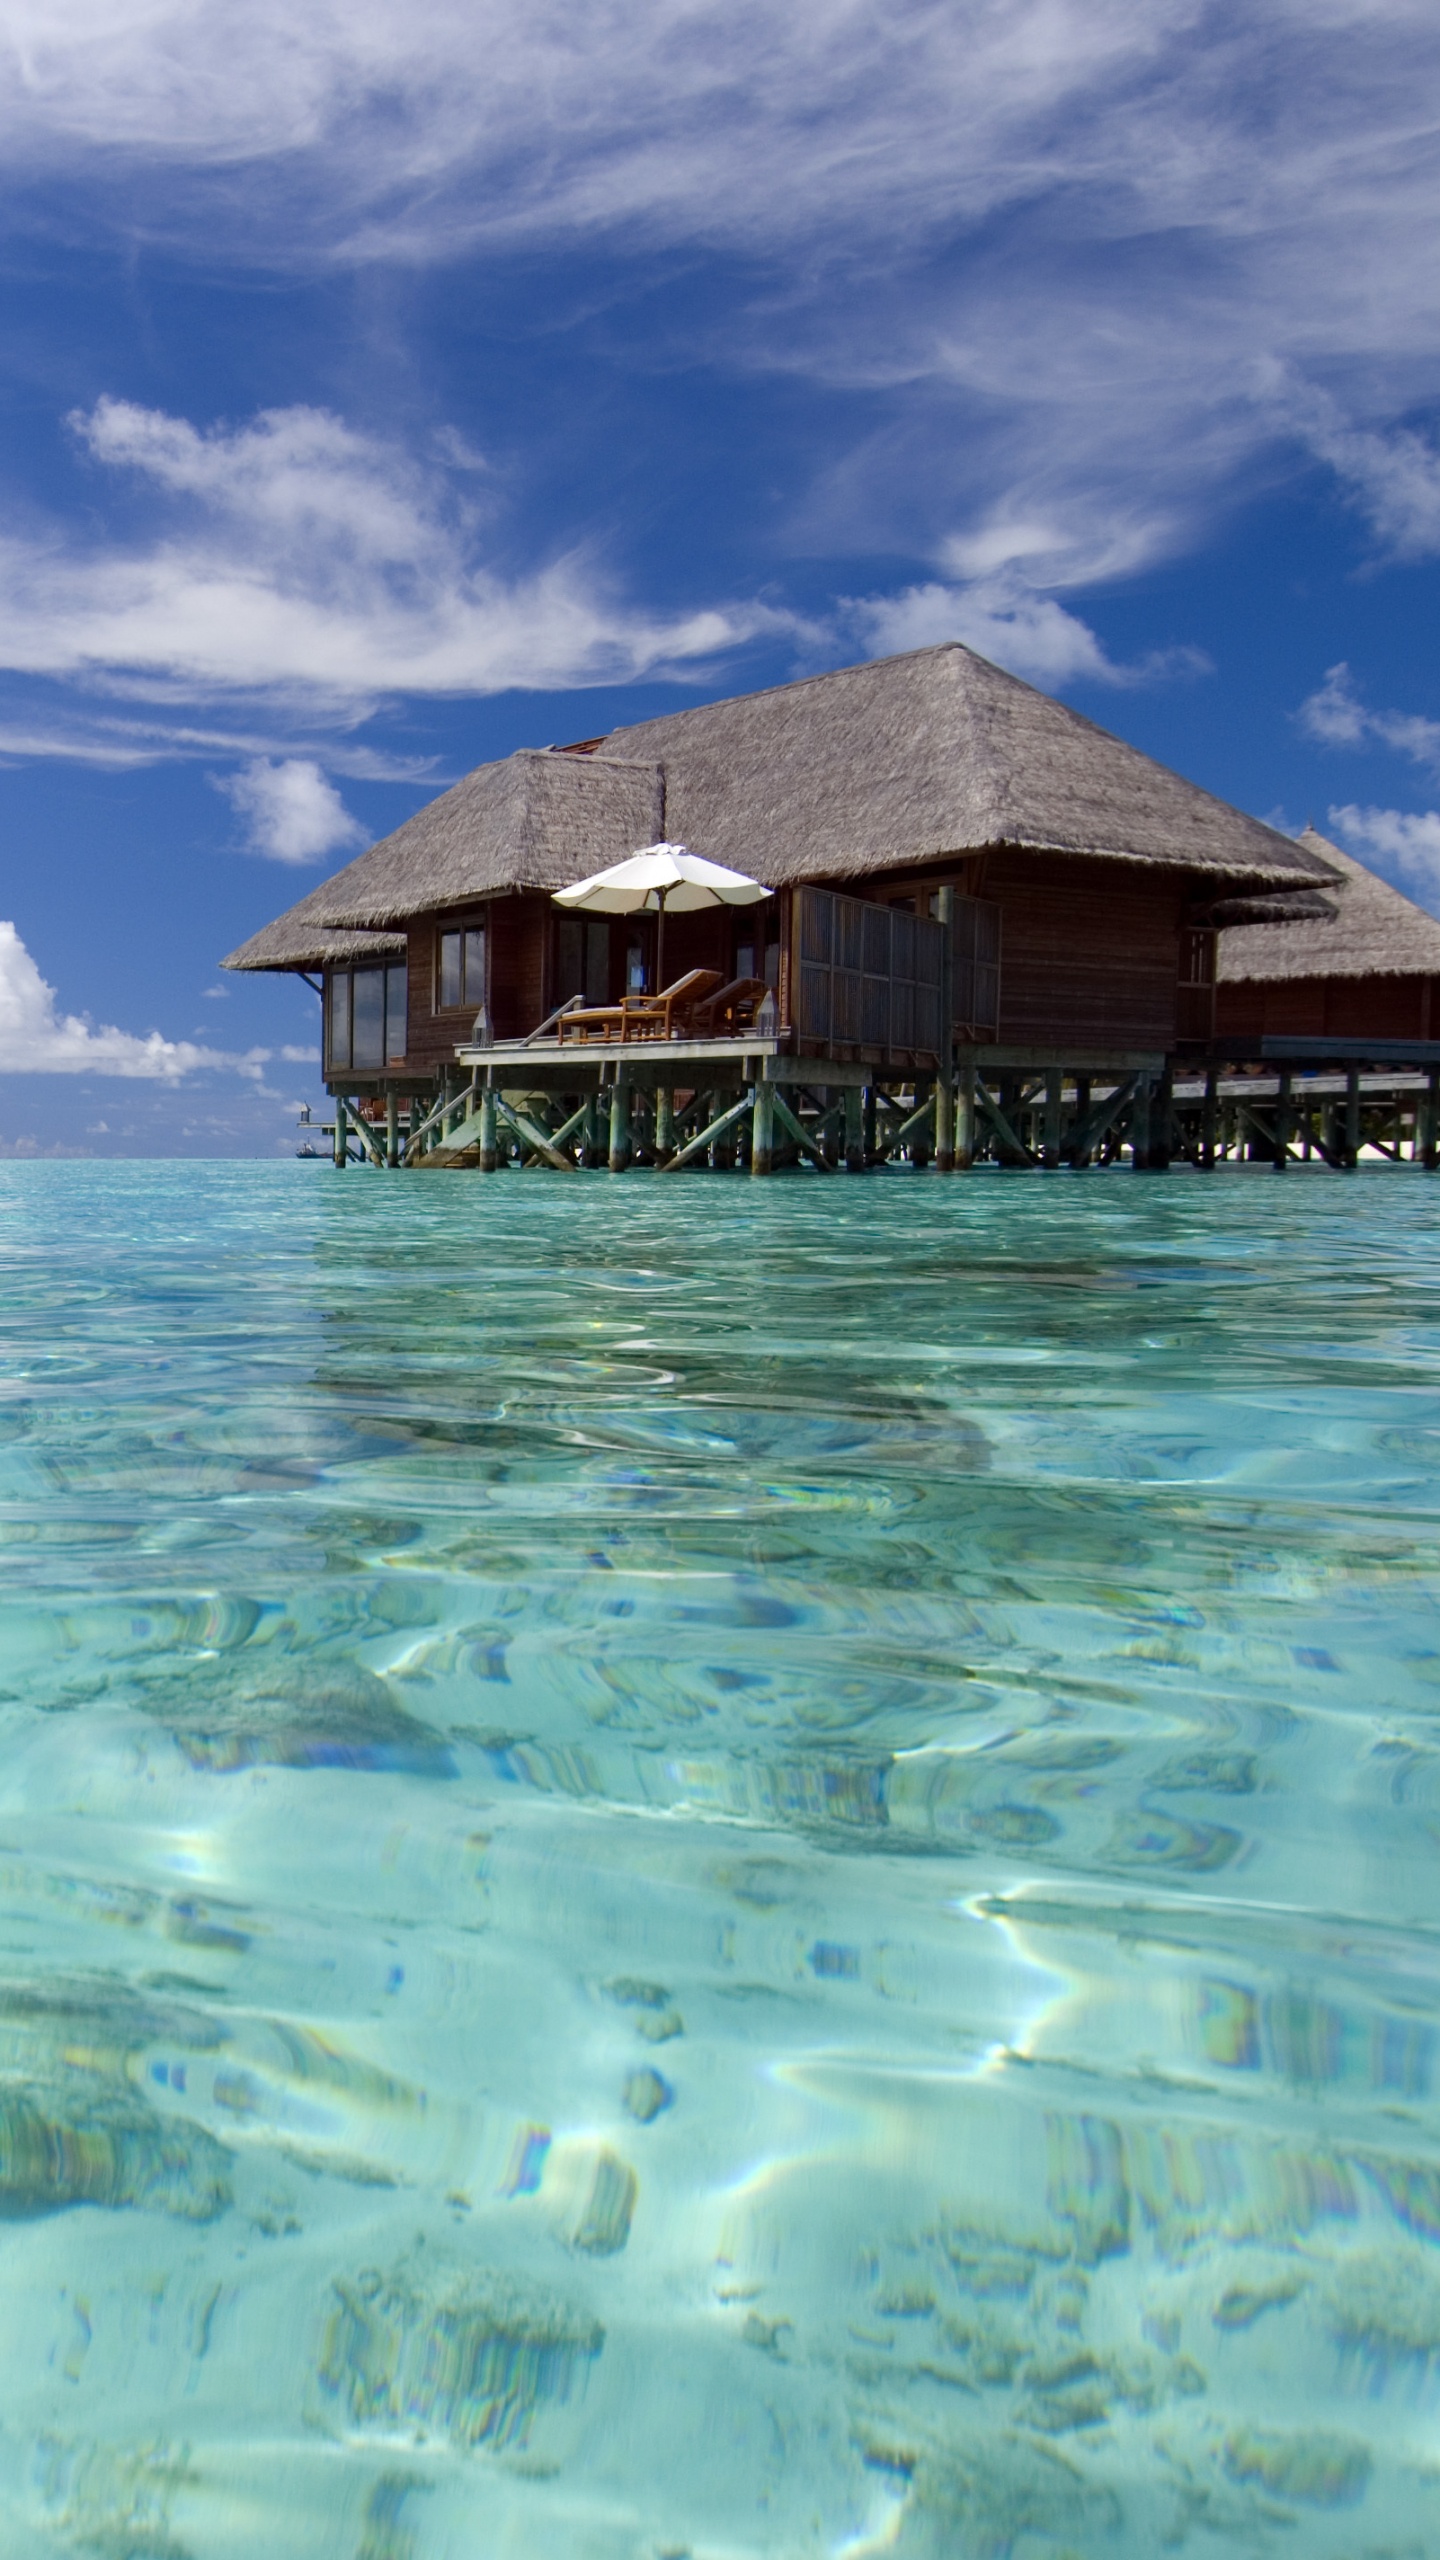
[1215,825,1440,1047]
[225,645,1338,1114]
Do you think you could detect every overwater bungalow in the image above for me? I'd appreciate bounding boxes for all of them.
[1216,825,1440,1047]
[224,643,1341,1170]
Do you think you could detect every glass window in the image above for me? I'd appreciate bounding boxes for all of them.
[556,916,610,1004]
[327,970,352,1070]
[352,967,385,1069]
[626,938,648,994]
[438,923,486,1008]
[385,963,408,1060]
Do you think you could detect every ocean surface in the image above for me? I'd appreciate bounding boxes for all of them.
[0,1158,1438,2557]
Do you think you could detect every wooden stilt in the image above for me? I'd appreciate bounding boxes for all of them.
[608,1073,631,1172]
[1201,1064,1218,1170]
[1153,1061,1174,1170]
[1344,1065,1361,1169]
[863,1086,877,1167]
[1070,1074,1093,1168]
[844,1086,865,1172]
[771,1089,834,1169]
[386,1090,400,1169]
[1130,1074,1153,1171]
[911,1076,933,1169]
[751,1081,775,1176]
[478,1082,499,1173]
[1425,1068,1440,1171]
[955,1062,976,1170]
[1273,1067,1292,1171]
[660,1089,755,1171]
[333,1097,348,1168]
[1042,1067,1063,1169]
[655,1086,675,1165]
[934,1072,954,1172]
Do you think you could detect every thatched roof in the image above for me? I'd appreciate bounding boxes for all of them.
[224,751,662,968]
[224,643,1335,971]
[1217,827,1440,983]
[221,914,406,973]
[606,644,1335,891]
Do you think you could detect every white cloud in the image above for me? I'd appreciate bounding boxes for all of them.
[1328,804,1440,911]
[1299,664,1440,776]
[846,571,1208,689]
[216,756,365,863]
[0,397,779,709]
[0,919,261,1077]
[848,577,1124,687]
[0,8,1429,695]
[1276,377,1440,561]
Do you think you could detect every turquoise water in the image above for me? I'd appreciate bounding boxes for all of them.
[1,1160,1439,2555]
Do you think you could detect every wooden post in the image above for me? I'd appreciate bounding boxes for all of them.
[333,1096,348,1168]
[1042,1067,1063,1169]
[580,1088,600,1168]
[934,883,955,1172]
[609,1073,631,1172]
[1153,1060,1173,1170]
[1069,1074,1092,1168]
[911,1076,932,1170]
[1344,1064,1361,1170]
[654,1086,675,1165]
[385,1090,400,1169]
[1424,1068,1440,1171]
[1131,1074,1152,1171]
[955,1062,976,1170]
[844,1085,865,1172]
[863,1086,877,1166]
[751,1081,774,1176]
[478,1080,499,1173]
[1201,1064,1218,1170]
[1273,1067,1292,1171]
[934,1076,954,1172]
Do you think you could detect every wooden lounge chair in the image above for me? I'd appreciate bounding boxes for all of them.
[556,968,725,1045]
[688,977,771,1037]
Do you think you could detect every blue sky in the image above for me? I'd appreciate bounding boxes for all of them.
[2,0,1440,1152]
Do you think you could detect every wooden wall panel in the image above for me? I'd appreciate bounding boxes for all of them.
[1326,975,1426,1039]
[980,851,1184,1049]
[1215,974,1434,1045]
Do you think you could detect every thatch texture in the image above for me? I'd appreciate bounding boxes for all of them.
[224,751,662,968]
[221,915,405,973]
[225,643,1335,972]
[607,644,1338,890]
[1217,827,1440,983]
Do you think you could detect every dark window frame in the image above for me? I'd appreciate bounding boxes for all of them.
[435,919,488,1013]
[325,961,408,1072]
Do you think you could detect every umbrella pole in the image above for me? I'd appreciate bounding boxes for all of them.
[654,887,666,994]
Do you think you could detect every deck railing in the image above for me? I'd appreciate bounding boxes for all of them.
[790,886,947,1060]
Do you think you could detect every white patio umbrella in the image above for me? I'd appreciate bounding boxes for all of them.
[552,842,768,991]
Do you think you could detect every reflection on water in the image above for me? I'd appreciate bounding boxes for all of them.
[0,1159,1438,2553]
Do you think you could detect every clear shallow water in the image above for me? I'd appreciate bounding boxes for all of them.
[0,1161,1439,2555]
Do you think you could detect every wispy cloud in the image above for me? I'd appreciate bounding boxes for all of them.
[1329,804,1440,912]
[1299,664,1440,777]
[1275,377,1440,562]
[845,569,1208,689]
[0,398,779,712]
[0,8,1432,717]
[215,756,365,863]
[0,920,266,1077]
